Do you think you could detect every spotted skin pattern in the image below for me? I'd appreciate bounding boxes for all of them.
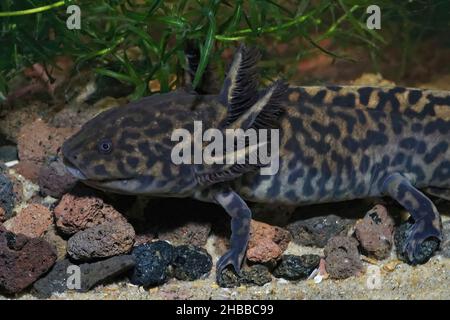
[63,47,450,274]
[236,86,450,205]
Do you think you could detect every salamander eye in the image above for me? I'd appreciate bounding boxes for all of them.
[98,139,113,154]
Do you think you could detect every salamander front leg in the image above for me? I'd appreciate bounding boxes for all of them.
[381,173,442,264]
[213,189,252,274]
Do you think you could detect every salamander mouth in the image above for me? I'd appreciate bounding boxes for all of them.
[63,157,136,185]
[63,158,88,180]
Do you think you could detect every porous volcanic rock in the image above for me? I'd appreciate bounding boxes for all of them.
[0,226,57,294]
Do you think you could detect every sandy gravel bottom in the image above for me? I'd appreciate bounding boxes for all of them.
[3,215,449,300]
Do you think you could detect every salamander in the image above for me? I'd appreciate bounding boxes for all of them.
[62,45,450,274]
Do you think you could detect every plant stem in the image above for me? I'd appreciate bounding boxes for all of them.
[0,1,65,17]
[215,13,310,41]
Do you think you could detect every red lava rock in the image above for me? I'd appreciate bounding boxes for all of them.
[16,119,76,182]
[12,161,41,182]
[355,205,395,260]
[54,191,127,235]
[17,119,74,164]
[38,157,77,198]
[158,221,211,247]
[4,203,53,238]
[67,221,135,261]
[0,102,43,143]
[246,220,291,263]
[0,225,57,294]
[324,236,363,279]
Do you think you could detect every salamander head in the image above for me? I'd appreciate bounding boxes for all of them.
[62,44,287,195]
[62,91,218,196]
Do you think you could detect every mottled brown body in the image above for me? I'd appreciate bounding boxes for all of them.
[62,45,450,271]
[235,85,450,205]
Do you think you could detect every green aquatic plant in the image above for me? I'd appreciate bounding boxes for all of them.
[0,0,449,102]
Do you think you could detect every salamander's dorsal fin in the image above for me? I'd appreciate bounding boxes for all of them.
[228,79,288,131]
[219,45,261,125]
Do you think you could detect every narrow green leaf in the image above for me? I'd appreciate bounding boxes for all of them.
[192,10,216,89]
[94,68,135,84]
[147,0,163,17]
[127,25,159,54]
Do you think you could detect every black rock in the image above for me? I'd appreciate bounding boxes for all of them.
[79,255,135,291]
[241,265,272,286]
[272,254,320,280]
[217,265,272,288]
[129,241,174,287]
[287,214,353,248]
[394,220,440,264]
[0,146,18,163]
[172,245,212,281]
[33,259,72,297]
[0,172,15,221]
[216,268,241,288]
[33,255,135,297]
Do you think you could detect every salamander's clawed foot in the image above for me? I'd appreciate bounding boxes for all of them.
[383,173,443,265]
[398,219,441,265]
[216,249,244,275]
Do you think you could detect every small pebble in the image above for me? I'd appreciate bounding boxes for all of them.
[394,220,439,264]
[272,254,320,281]
[129,241,174,287]
[172,245,212,281]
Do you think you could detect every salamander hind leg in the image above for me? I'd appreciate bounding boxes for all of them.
[213,188,252,274]
[382,173,443,264]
